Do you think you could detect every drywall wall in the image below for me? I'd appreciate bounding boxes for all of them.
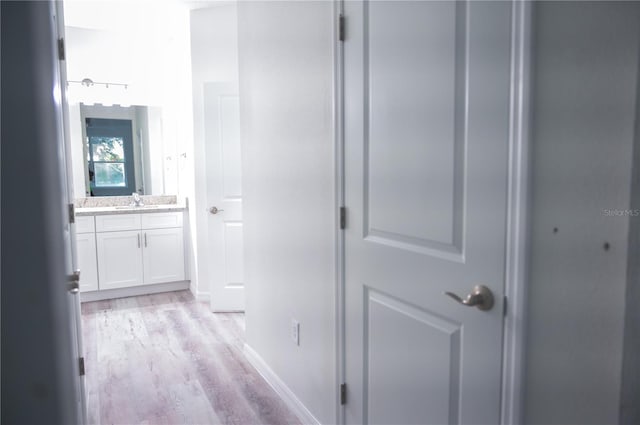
[524,2,640,424]
[64,2,188,107]
[138,106,165,195]
[237,1,336,423]
[189,3,240,299]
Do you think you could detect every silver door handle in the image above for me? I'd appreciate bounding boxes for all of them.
[444,285,494,311]
[209,206,224,215]
[144,233,147,247]
[68,269,81,294]
[137,233,141,248]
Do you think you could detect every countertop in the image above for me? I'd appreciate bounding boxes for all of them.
[75,204,187,216]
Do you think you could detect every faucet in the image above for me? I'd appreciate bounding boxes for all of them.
[131,192,144,207]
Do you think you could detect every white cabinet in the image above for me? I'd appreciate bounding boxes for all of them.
[78,211,186,295]
[95,214,142,232]
[142,228,185,284]
[96,230,144,290]
[76,215,96,234]
[76,217,99,293]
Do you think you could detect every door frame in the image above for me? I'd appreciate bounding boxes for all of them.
[54,1,88,423]
[333,1,533,424]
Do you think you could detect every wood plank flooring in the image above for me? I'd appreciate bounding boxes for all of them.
[81,290,301,425]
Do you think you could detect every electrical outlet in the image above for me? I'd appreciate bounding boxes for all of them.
[291,319,300,346]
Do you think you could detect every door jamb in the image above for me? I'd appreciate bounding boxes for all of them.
[333,1,346,424]
[334,1,532,424]
[53,1,88,423]
[501,1,533,424]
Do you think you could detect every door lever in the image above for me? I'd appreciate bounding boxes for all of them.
[444,285,494,311]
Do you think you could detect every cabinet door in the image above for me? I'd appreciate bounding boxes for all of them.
[96,230,144,290]
[76,233,99,292]
[142,228,185,284]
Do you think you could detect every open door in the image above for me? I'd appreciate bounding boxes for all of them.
[343,1,512,423]
[204,82,245,312]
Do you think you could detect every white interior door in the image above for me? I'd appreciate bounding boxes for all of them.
[343,1,512,424]
[204,82,245,312]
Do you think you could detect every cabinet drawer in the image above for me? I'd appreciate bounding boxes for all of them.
[76,216,95,234]
[95,214,141,232]
[141,212,183,229]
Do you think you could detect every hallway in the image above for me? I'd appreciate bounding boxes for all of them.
[81,291,300,425]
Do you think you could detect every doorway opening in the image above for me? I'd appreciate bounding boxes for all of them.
[60,0,253,422]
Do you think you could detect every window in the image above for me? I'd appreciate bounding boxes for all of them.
[86,118,136,196]
[90,136,126,187]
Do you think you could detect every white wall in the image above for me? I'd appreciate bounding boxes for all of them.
[189,3,239,300]
[237,2,336,423]
[524,2,640,424]
[64,1,187,107]
[139,106,165,195]
[68,103,87,198]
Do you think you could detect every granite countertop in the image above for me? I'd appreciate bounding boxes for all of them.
[74,195,187,216]
[75,204,187,216]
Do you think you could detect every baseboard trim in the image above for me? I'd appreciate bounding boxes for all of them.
[243,343,321,425]
[80,281,190,302]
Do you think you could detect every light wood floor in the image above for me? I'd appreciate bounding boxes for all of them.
[81,290,301,425]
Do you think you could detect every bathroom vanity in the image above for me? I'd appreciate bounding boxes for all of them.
[74,197,189,302]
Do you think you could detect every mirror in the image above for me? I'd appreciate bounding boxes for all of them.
[63,1,189,199]
[69,103,168,197]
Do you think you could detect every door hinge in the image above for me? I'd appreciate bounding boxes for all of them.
[338,15,346,42]
[57,38,65,61]
[340,383,347,405]
[78,357,85,376]
[68,203,75,224]
[503,295,508,317]
[340,207,347,230]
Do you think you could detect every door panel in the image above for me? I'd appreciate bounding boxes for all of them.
[366,1,464,252]
[344,1,512,424]
[223,222,245,288]
[204,82,245,312]
[220,96,243,199]
[366,289,462,425]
